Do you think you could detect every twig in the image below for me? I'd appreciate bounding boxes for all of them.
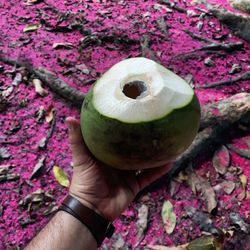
[174,42,243,59]
[159,0,187,13]
[197,70,250,89]
[38,110,56,149]
[79,33,138,50]
[0,55,85,107]
[140,35,160,63]
[197,42,244,52]
[208,6,250,43]
[183,29,214,43]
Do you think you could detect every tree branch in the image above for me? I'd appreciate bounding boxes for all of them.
[0,55,85,107]
[197,71,250,89]
[168,94,250,177]
[208,6,250,43]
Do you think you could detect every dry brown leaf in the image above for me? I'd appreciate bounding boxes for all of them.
[238,174,247,200]
[0,147,11,159]
[2,86,14,98]
[230,212,250,234]
[52,42,74,49]
[0,164,12,175]
[227,143,250,159]
[137,204,149,239]
[24,0,43,5]
[30,155,46,180]
[19,189,53,206]
[214,180,236,195]
[12,73,22,86]
[187,168,217,213]
[35,106,46,122]
[32,79,48,96]
[45,106,55,123]
[23,23,41,32]
[147,244,188,250]
[212,145,230,174]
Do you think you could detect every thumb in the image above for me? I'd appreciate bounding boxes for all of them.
[66,117,92,167]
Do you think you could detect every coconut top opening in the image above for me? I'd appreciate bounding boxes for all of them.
[122,80,148,99]
[93,57,194,123]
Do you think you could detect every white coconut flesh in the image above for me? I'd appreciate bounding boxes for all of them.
[93,57,194,123]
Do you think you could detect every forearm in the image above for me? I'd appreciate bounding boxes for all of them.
[25,211,97,250]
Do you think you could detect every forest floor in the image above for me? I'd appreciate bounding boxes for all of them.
[0,0,249,249]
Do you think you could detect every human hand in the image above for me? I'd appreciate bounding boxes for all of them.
[66,117,172,221]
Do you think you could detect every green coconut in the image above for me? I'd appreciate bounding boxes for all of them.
[80,57,201,170]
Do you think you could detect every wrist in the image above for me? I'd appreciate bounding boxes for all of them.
[59,195,115,247]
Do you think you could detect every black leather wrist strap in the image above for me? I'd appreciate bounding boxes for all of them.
[58,195,115,247]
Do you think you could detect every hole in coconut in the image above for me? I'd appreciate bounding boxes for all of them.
[122,81,147,99]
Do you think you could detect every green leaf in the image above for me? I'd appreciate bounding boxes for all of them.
[23,24,41,32]
[161,200,176,234]
[187,235,222,250]
[53,166,70,187]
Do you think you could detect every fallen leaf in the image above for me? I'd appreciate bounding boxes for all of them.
[227,143,250,159]
[30,155,46,180]
[229,64,242,74]
[53,166,70,187]
[230,212,250,234]
[19,218,36,227]
[45,105,55,123]
[0,147,11,159]
[187,168,217,213]
[75,63,90,74]
[244,138,250,147]
[24,0,43,5]
[38,137,47,149]
[35,106,46,122]
[170,180,181,197]
[113,234,128,250]
[12,73,22,86]
[32,78,48,96]
[0,174,20,182]
[52,42,74,49]
[161,200,176,235]
[238,174,247,200]
[0,164,12,175]
[2,86,14,98]
[185,206,218,234]
[137,204,149,239]
[212,145,230,175]
[147,244,188,250]
[19,189,53,206]
[187,235,223,250]
[23,23,41,32]
[214,180,236,195]
[43,203,58,216]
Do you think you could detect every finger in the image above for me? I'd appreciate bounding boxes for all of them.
[136,164,172,190]
[66,117,92,168]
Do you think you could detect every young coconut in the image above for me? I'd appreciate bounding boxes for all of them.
[81,57,200,170]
